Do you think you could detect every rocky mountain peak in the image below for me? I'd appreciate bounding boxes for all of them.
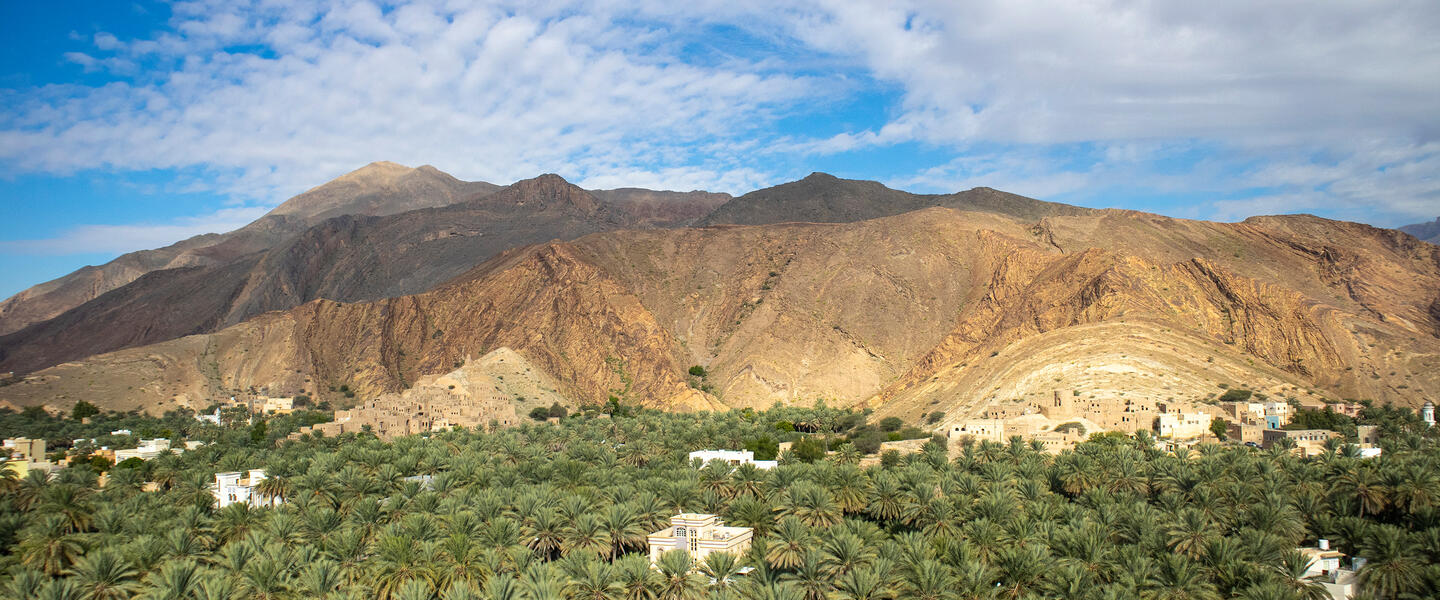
[484,173,601,215]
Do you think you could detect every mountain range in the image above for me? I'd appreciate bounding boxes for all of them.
[1,164,1436,424]
[1400,217,1440,245]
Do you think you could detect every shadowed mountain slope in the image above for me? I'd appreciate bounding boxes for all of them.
[697,172,1091,226]
[0,162,498,335]
[0,174,665,375]
[1400,217,1440,244]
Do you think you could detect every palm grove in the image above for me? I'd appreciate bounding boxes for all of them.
[0,401,1437,600]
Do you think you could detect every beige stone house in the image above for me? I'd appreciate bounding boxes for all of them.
[647,514,752,564]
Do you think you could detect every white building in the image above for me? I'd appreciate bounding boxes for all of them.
[114,438,172,462]
[1423,401,1434,427]
[1300,540,1358,600]
[689,449,777,470]
[647,513,752,564]
[196,408,222,425]
[948,419,1005,443]
[110,429,132,436]
[1156,411,1212,439]
[260,397,294,414]
[212,469,282,508]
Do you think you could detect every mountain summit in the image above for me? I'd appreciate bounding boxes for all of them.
[0,162,496,335]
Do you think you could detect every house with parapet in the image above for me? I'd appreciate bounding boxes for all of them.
[212,469,282,508]
[647,513,752,564]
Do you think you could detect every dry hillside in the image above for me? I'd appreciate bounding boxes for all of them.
[3,204,1436,419]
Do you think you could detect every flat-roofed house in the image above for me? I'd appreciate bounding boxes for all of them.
[1262,429,1340,457]
[647,513,752,564]
[948,419,1005,443]
[212,469,282,508]
[688,449,777,470]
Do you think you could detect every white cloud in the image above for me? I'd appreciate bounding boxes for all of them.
[0,0,816,201]
[0,206,270,255]
[1,0,1438,245]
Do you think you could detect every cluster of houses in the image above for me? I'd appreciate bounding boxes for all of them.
[293,387,520,441]
[939,389,1426,456]
[1,434,211,478]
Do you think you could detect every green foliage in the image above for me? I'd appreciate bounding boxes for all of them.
[1053,421,1086,436]
[878,417,904,432]
[249,420,267,445]
[742,436,779,461]
[114,457,145,470]
[88,455,113,472]
[791,437,825,462]
[0,401,1434,600]
[70,401,99,422]
[773,420,795,433]
[1218,388,1254,402]
[1288,406,1356,435]
[924,411,945,425]
[1210,417,1228,441]
[547,403,568,419]
[529,407,550,421]
[687,365,708,378]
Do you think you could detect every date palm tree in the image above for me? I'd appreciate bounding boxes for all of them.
[782,550,831,600]
[1357,525,1424,600]
[18,514,85,576]
[766,518,811,571]
[781,482,841,528]
[67,549,139,600]
[138,559,207,600]
[700,552,743,593]
[655,550,706,600]
[562,513,614,558]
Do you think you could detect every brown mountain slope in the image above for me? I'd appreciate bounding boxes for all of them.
[0,162,498,335]
[4,206,1437,418]
[0,174,733,376]
[697,172,1091,226]
[587,188,731,227]
[0,175,611,375]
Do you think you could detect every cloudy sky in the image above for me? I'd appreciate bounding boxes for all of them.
[2,0,1438,298]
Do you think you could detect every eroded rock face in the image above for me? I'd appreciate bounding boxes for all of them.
[4,205,1437,419]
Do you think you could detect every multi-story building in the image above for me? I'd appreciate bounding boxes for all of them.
[1156,411,1211,439]
[1227,422,1265,445]
[647,514,752,564]
[212,469,282,508]
[2,437,52,476]
[688,450,777,470]
[1263,402,1291,428]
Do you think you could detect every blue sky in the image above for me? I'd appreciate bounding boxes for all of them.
[2,0,1438,299]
